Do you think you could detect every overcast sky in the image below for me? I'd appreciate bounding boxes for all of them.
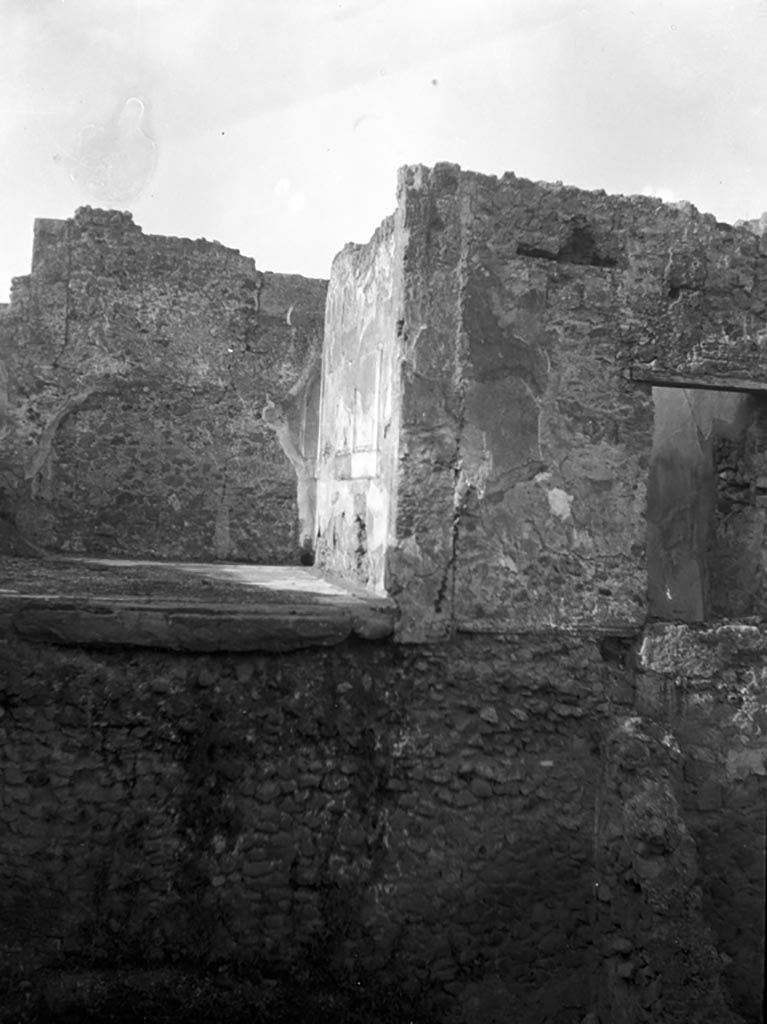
[2,0,767,298]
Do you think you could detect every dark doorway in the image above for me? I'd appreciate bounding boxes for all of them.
[647,386,767,622]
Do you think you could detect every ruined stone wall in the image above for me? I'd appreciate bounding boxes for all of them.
[315,168,471,633]
[1,632,632,1024]
[316,163,767,639]
[594,714,746,1024]
[635,623,767,1022]
[4,172,767,1023]
[317,164,654,637]
[0,209,327,562]
[3,626,762,1022]
[444,166,655,636]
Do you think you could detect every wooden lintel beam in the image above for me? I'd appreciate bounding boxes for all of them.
[629,367,767,393]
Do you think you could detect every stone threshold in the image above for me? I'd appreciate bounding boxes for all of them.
[0,556,396,652]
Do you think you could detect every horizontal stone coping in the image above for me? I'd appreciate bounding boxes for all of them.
[629,367,767,393]
[0,557,396,652]
[455,621,642,637]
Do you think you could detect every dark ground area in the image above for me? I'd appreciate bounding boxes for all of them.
[1,965,434,1024]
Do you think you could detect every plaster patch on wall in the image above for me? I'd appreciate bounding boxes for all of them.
[364,479,389,555]
[459,423,493,497]
[547,487,573,520]
[395,534,422,562]
[726,746,767,781]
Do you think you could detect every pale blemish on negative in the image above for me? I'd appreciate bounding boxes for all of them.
[68,96,157,203]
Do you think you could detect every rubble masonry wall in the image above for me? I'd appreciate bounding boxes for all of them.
[0,208,327,562]
[316,164,767,640]
[2,629,764,1022]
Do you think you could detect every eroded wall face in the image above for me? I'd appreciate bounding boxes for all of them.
[638,623,767,1022]
[3,630,759,1022]
[314,217,401,591]
[0,633,629,1023]
[387,166,657,636]
[387,168,469,637]
[627,212,767,387]
[323,164,767,637]
[0,209,326,562]
[452,182,654,631]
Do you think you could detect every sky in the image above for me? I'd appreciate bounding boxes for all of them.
[2,0,767,298]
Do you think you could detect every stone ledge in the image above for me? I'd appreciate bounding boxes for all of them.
[0,557,396,652]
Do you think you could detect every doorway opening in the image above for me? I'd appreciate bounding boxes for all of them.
[647,385,767,622]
